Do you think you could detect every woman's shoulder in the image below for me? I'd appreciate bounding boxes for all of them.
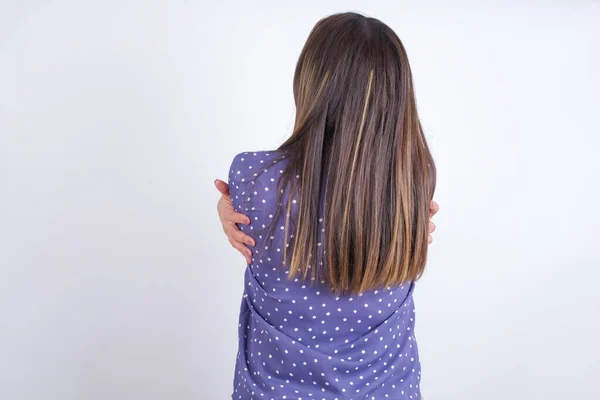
[230,149,287,164]
[227,149,290,212]
[229,149,288,181]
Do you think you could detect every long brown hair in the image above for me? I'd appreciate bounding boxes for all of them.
[262,12,436,295]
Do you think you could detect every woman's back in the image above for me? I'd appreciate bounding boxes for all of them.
[228,150,421,400]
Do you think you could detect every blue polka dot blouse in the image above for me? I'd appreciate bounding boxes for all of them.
[228,150,422,400]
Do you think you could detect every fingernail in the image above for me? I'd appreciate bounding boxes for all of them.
[246,239,255,247]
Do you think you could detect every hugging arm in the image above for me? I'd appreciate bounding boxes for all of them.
[215,178,438,262]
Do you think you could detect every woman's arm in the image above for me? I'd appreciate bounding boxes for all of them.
[215,178,439,263]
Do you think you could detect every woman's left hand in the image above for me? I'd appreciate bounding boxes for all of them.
[428,200,439,244]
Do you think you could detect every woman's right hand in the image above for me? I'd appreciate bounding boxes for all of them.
[215,179,256,264]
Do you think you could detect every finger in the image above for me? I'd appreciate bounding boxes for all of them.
[223,223,255,246]
[430,200,439,217]
[231,241,253,264]
[226,227,255,247]
[229,237,247,253]
[216,192,250,226]
[229,211,251,225]
[214,179,230,196]
[428,234,433,244]
[428,220,436,234]
[220,209,250,226]
[217,198,251,227]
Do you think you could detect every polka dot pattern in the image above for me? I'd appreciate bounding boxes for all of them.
[228,150,421,399]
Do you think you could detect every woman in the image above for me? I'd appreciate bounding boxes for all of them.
[215,12,438,400]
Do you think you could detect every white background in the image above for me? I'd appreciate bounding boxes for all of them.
[1,1,599,399]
